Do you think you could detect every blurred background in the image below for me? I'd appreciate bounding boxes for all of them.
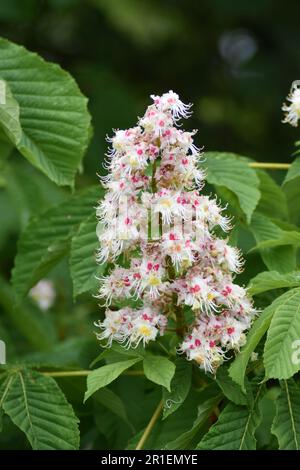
[1,0,300,178]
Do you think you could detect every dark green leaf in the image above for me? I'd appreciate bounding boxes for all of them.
[216,366,247,405]
[12,186,102,300]
[0,38,91,186]
[70,213,105,298]
[197,382,265,450]
[272,379,300,450]
[162,358,192,419]
[0,369,79,449]
[204,152,260,223]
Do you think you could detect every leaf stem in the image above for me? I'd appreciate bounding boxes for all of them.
[135,399,163,450]
[248,162,290,170]
[41,369,144,378]
[42,370,90,377]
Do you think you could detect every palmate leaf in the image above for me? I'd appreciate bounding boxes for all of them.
[11,186,102,300]
[70,213,105,298]
[264,287,300,379]
[0,38,91,187]
[204,152,260,223]
[0,369,79,450]
[248,270,300,296]
[272,379,300,450]
[197,382,265,450]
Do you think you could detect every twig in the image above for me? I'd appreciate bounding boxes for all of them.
[135,400,164,450]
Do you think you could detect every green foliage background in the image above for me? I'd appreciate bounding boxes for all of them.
[1,0,300,451]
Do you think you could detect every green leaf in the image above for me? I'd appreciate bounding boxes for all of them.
[12,186,102,300]
[0,38,91,186]
[4,162,66,228]
[284,157,300,186]
[251,231,300,250]
[204,152,260,223]
[255,388,279,450]
[283,179,300,226]
[282,158,300,225]
[143,354,175,392]
[197,382,265,450]
[249,212,296,272]
[162,358,192,419]
[23,337,93,369]
[70,213,104,298]
[90,342,144,368]
[84,358,142,402]
[126,390,201,450]
[0,369,79,450]
[94,387,134,431]
[271,379,300,450]
[0,128,12,164]
[216,366,247,405]
[248,271,300,295]
[264,287,300,379]
[255,169,288,220]
[164,395,221,450]
[0,80,21,143]
[229,306,274,391]
[0,274,56,350]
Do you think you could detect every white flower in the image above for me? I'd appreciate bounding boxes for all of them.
[162,231,194,269]
[95,90,257,374]
[282,84,300,127]
[97,267,134,306]
[250,351,258,362]
[29,280,56,311]
[151,90,192,120]
[211,239,244,273]
[95,308,132,346]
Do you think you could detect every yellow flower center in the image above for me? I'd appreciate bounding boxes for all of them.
[160,198,172,208]
[138,325,152,337]
[148,275,161,286]
[129,156,138,167]
[194,354,204,364]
